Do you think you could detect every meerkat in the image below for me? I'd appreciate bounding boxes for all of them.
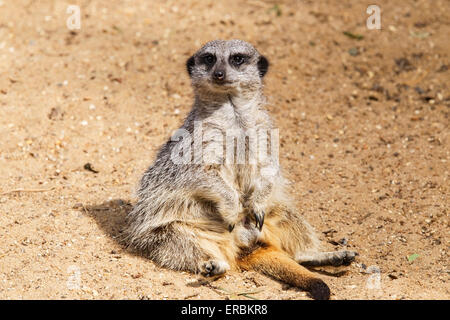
[124,39,356,300]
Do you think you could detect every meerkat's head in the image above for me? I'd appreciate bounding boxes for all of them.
[186,40,269,97]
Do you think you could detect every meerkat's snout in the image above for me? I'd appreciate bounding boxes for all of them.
[212,61,227,85]
[212,69,226,83]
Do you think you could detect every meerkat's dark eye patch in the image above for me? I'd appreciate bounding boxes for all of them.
[200,53,216,66]
[186,56,195,77]
[230,54,248,67]
[257,56,269,77]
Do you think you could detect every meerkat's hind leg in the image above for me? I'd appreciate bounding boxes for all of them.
[296,250,358,267]
[238,243,330,300]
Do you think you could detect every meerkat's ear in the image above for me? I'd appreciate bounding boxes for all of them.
[257,56,269,77]
[186,55,195,77]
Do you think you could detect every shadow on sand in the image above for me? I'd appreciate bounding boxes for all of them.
[79,199,133,249]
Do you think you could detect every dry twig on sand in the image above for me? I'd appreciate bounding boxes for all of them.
[0,187,56,196]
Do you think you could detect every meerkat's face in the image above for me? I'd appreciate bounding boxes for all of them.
[186,40,269,94]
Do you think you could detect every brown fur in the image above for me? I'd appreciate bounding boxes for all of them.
[238,243,330,300]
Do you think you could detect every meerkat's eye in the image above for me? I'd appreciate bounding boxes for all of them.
[230,54,246,66]
[201,54,216,65]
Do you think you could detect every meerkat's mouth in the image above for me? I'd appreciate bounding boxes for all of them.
[211,79,234,86]
[206,80,237,93]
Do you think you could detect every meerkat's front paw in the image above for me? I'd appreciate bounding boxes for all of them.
[200,260,230,277]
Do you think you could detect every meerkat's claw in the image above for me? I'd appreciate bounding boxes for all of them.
[253,210,265,231]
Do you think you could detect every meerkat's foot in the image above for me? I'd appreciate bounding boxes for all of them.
[200,260,230,277]
[296,250,357,267]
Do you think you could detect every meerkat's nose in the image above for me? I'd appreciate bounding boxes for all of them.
[213,70,225,81]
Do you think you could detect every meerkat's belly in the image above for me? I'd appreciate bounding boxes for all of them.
[219,164,259,200]
[218,164,263,247]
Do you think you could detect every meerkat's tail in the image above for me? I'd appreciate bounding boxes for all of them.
[237,243,330,300]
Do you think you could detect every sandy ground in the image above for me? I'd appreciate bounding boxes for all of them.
[0,0,448,300]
